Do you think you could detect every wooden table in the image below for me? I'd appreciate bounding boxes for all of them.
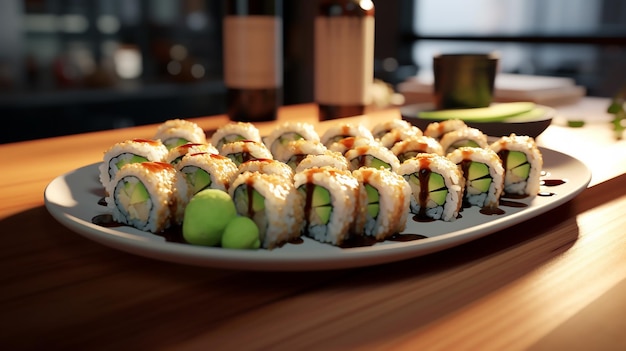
[2,98,626,350]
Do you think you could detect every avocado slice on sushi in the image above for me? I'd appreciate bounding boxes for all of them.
[115,154,148,170]
[398,151,419,163]
[163,138,189,150]
[123,178,150,204]
[221,134,246,145]
[466,162,492,194]
[233,186,266,216]
[428,173,448,206]
[505,151,531,182]
[116,177,151,222]
[181,166,212,194]
[278,132,304,145]
[364,184,380,219]
[299,184,333,225]
[350,155,391,170]
[407,172,448,207]
[448,139,480,153]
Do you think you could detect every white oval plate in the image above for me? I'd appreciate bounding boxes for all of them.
[44,147,590,271]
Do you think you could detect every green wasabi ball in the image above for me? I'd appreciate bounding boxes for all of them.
[183,189,237,246]
[221,216,260,250]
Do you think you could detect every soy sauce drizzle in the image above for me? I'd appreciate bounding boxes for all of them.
[91,167,568,249]
[541,179,567,186]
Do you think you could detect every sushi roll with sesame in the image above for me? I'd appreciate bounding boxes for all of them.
[489,134,543,198]
[391,135,444,163]
[274,139,328,170]
[233,159,295,181]
[320,122,374,148]
[295,150,350,172]
[165,143,219,165]
[294,166,363,246]
[99,138,169,191]
[353,168,411,240]
[219,140,273,166]
[229,172,303,249]
[175,152,238,194]
[264,121,320,158]
[447,147,505,210]
[326,136,375,156]
[423,119,468,141]
[105,162,192,233]
[154,119,207,149]
[439,127,489,154]
[344,144,401,172]
[397,154,464,222]
[379,125,423,149]
[371,119,413,140]
[211,122,262,152]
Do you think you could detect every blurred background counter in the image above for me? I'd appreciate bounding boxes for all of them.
[0,0,625,143]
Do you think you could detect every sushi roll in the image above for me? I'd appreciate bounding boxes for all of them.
[165,143,219,165]
[447,147,505,210]
[274,139,328,170]
[295,150,350,172]
[391,135,444,163]
[439,127,489,154]
[175,152,238,194]
[154,119,207,149]
[219,140,273,166]
[99,138,169,190]
[229,172,303,249]
[105,161,192,233]
[423,119,468,141]
[294,166,363,246]
[489,134,543,198]
[353,168,411,240]
[320,122,374,148]
[210,122,262,152]
[326,136,375,156]
[344,144,401,172]
[397,153,464,222]
[263,121,320,157]
[233,159,295,181]
[379,125,423,149]
[371,119,413,140]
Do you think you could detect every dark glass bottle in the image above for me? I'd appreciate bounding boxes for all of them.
[315,0,375,120]
[223,0,283,122]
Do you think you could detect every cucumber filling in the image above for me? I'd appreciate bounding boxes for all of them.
[298,184,332,226]
[447,139,480,153]
[112,154,148,176]
[278,132,304,145]
[506,151,531,183]
[466,162,492,195]
[407,172,449,209]
[180,166,212,194]
[116,176,152,223]
[350,155,391,170]
[364,184,380,219]
[164,137,189,150]
[218,134,246,150]
[233,185,267,238]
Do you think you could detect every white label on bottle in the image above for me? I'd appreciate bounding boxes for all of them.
[223,16,282,89]
[314,16,374,105]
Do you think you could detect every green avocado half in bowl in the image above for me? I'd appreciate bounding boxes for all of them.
[400,101,554,138]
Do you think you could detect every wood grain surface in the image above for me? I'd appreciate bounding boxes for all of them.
[1,101,625,351]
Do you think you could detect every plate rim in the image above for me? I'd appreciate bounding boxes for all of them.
[44,147,590,271]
